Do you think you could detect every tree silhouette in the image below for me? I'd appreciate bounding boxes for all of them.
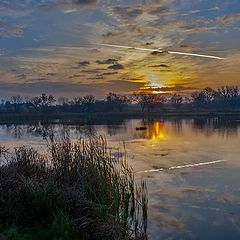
[106,92,127,112]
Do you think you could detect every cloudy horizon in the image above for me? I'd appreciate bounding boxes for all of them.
[0,0,240,98]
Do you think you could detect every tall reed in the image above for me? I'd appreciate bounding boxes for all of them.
[0,134,148,239]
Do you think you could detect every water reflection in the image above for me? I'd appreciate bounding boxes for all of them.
[4,124,54,139]
[146,121,165,140]
[6,124,24,139]
[0,117,239,141]
[192,117,239,138]
[107,124,127,137]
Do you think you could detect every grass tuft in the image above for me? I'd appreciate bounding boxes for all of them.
[0,134,148,239]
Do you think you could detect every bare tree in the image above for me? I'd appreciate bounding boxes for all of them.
[134,93,154,112]
[11,95,23,111]
[216,86,239,108]
[202,87,216,105]
[171,93,183,109]
[73,97,82,106]
[81,95,95,112]
[30,93,56,110]
[135,93,165,112]
[106,92,127,112]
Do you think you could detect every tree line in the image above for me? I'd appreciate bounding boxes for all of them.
[0,85,240,113]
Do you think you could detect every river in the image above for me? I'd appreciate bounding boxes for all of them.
[0,117,240,240]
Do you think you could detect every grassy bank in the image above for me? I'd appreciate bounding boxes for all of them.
[0,135,148,240]
[1,110,240,124]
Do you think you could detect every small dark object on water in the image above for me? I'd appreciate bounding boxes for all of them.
[136,127,147,131]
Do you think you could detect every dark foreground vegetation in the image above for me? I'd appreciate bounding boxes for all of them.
[0,135,148,240]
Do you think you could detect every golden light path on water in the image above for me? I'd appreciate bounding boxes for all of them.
[146,121,165,141]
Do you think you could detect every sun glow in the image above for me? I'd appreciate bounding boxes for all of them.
[132,67,188,95]
[136,82,166,94]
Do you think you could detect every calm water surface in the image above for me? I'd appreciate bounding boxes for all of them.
[1,117,240,240]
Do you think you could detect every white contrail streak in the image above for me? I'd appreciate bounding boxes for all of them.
[97,43,225,60]
[97,43,157,52]
[136,159,227,174]
[168,51,224,60]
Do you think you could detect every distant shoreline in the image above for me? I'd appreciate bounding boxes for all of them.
[0,110,240,124]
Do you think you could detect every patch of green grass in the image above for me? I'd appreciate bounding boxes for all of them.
[1,211,78,240]
[0,226,35,240]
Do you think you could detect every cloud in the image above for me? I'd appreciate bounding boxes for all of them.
[148,6,170,15]
[102,25,144,41]
[96,59,118,64]
[63,0,99,12]
[96,72,118,76]
[0,82,100,97]
[87,76,104,80]
[108,6,143,22]
[69,74,82,79]
[25,77,48,83]
[78,61,90,66]
[17,74,27,79]
[40,0,99,13]
[189,9,200,14]
[217,13,240,25]
[0,69,17,84]
[140,84,198,93]
[105,79,144,93]
[0,1,48,37]
[208,6,220,11]
[0,1,29,17]
[180,25,217,33]
[46,72,57,76]
[159,85,197,92]
[101,1,182,48]
[150,64,170,68]
[108,64,124,70]
[0,78,143,97]
[72,0,98,5]
[88,48,101,53]
[0,20,25,37]
[81,69,99,74]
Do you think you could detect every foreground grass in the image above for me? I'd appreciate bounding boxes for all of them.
[0,135,148,240]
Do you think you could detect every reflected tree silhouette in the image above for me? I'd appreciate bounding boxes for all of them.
[106,122,127,136]
[192,117,239,138]
[171,119,183,135]
[6,125,24,139]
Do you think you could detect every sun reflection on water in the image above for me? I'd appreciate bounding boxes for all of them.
[146,121,166,141]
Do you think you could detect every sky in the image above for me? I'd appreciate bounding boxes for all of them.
[0,0,240,98]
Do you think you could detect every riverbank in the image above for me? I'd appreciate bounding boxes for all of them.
[0,110,240,124]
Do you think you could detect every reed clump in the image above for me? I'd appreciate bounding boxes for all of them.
[0,135,147,240]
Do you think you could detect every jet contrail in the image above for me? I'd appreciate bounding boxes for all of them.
[97,43,157,52]
[168,51,224,60]
[97,43,224,60]
[135,159,227,174]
